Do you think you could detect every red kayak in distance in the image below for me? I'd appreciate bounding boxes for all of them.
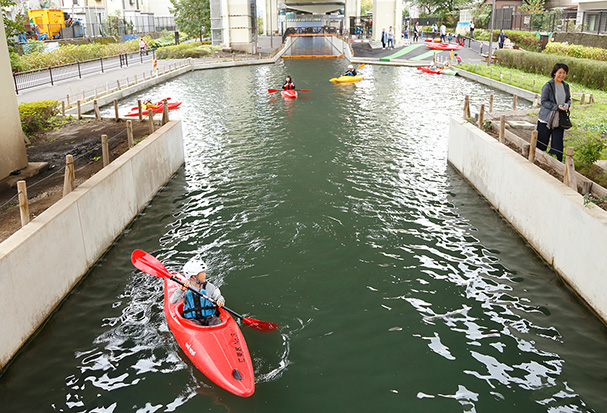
[125,100,182,117]
[163,277,255,397]
[417,66,442,74]
[281,89,298,99]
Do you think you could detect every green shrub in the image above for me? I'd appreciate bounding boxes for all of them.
[155,42,220,59]
[12,40,139,72]
[19,101,59,135]
[544,42,607,62]
[495,49,607,91]
[475,29,541,51]
[576,137,606,166]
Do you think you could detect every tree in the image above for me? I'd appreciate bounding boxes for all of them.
[170,0,210,42]
[361,0,372,15]
[2,0,26,44]
[519,0,546,15]
[413,0,468,19]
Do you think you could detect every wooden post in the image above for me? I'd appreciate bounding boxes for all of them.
[117,79,121,90]
[66,94,70,107]
[94,86,98,98]
[17,180,29,227]
[580,93,586,105]
[499,115,505,143]
[148,110,155,134]
[81,90,85,101]
[143,72,146,81]
[101,134,109,167]
[114,99,119,121]
[463,95,470,119]
[499,73,502,82]
[94,99,101,120]
[77,100,82,120]
[533,94,540,108]
[520,75,523,87]
[563,147,577,191]
[134,74,137,84]
[63,154,75,197]
[61,101,65,116]
[138,100,143,121]
[532,79,536,91]
[512,94,518,110]
[126,76,130,87]
[478,104,485,128]
[589,94,595,104]
[127,120,134,147]
[162,98,169,125]
[528,130,537,162]
[489,94,494,113]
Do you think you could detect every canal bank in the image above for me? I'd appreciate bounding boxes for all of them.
[448,117,607,322]
[0,120,184,370]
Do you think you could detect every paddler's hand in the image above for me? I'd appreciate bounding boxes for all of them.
[217,300,224,307]
[180,280,190,291]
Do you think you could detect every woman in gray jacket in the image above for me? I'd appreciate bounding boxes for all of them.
[536,63,571,162]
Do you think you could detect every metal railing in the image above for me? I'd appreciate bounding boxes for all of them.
[13,49,156,94]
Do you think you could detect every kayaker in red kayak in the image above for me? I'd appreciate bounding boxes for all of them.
[282,75,295,90]
[169,260,225,326]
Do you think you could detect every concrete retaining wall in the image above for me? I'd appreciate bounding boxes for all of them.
[0,120,184,369]
[454,69,537,102]
[448,117,607,322]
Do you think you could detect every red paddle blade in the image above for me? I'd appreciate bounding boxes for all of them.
[299,89,311,92]
[131,249,171,279]
[267,88,279,93]
[242,317,278,332]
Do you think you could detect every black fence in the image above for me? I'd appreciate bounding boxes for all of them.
[484,10,605,35]
[13,49,156,94]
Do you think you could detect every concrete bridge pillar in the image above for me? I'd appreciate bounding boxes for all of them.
[372,0,402,47]
[0,15,27,180]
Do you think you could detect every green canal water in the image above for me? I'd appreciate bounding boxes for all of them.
[1,61,606,412]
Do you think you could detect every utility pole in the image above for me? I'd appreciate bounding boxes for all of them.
[487,0,496,66]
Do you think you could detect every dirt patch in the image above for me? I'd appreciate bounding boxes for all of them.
[0,118,153,242]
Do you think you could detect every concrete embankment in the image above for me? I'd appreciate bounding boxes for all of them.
[0,120,184,369]
[454,68,537,102]
[448,117,607,322]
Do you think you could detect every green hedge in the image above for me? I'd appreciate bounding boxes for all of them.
[494,49,607,91]
[12,40,140,72]
[544,42,607,62]
[155,42,220,59]
[475,29,541,52]
[19,100,59,135]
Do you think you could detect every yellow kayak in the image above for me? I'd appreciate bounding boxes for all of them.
[330,75,365,83]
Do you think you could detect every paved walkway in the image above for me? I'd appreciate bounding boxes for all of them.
[14,35,495,104]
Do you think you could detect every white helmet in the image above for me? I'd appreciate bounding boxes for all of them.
[348,64,353,69]
[183,260,207,278]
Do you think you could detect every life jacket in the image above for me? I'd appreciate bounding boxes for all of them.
[182,282,217,319]
[283,82,295,90]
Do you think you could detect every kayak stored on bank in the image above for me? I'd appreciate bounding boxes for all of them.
[125,100,182,117]
[163,278,255,397]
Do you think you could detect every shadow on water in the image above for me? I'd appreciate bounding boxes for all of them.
[1,61,606,412]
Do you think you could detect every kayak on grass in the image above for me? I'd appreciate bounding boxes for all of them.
[330,75,365,83]
[163,277,255,397]
[281,89,298,99]
[125,100,182,117]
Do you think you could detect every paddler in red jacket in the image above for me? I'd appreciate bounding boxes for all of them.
[169,260,225,326]
[282,75,295,90]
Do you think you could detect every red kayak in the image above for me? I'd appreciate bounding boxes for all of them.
[281,90,298,99]
[426,43,461,51]
[164,278,255,397]
[125,101,182,116]
[417,66,442,74]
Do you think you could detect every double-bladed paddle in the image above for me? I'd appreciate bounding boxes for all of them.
[329,63,366,82]
[131,249,278,332]
[267,88,311,93]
